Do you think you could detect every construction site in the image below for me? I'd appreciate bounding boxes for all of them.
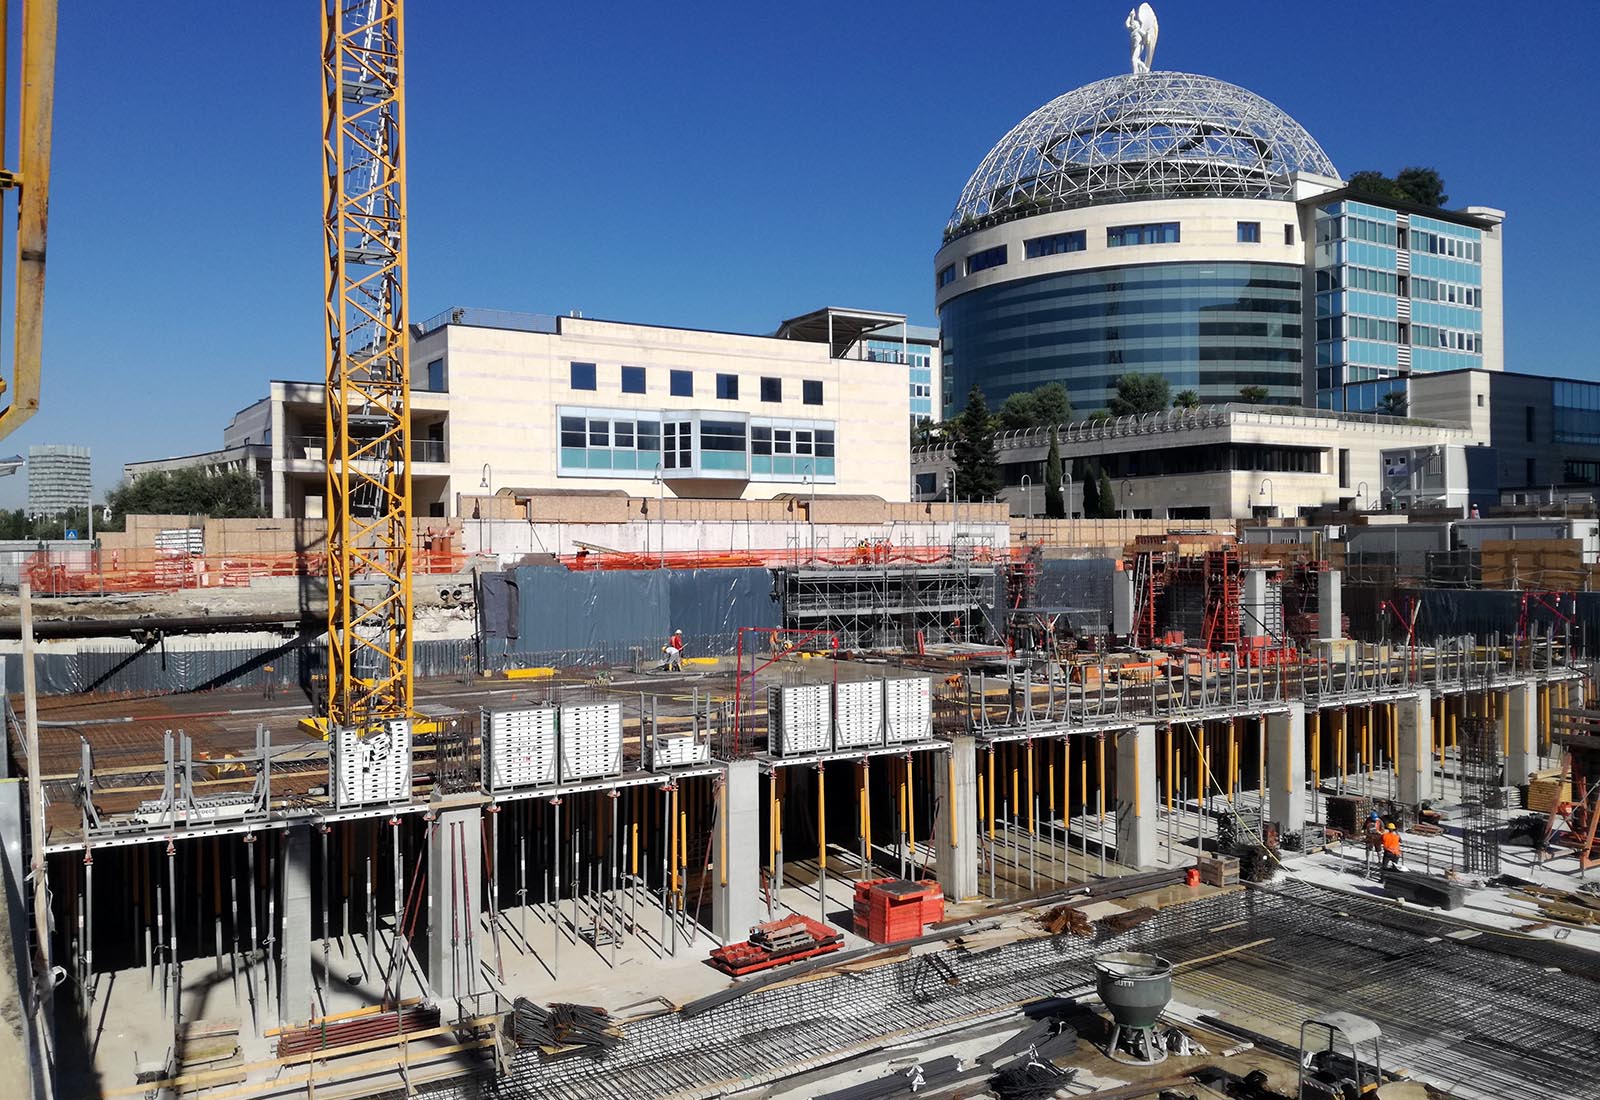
[0,5,1598,1100]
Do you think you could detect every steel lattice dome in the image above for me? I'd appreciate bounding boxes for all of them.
[946,72,1338,240]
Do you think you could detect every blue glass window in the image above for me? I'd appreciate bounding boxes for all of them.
[716,373,739,400]
[570,361,596,390]
[760,377,782,403]
[425,358,446,391]
[965,245,1007,275]
[621,365,646,394]
[1024,231,1086,259]
[1107,222,1180,247]
[937,264,957,288]
[670,369,693,397]
[1237,222,1260,243]
[803,379,823,406]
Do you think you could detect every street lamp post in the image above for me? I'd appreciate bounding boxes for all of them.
[1259,477,1275,518]
[1063,469,1073,519]
[1355,481,1368,511]
[1019,473,1032,525]
[1121,479,1132,520]
[652,462,665,568]
[804,461,816,553]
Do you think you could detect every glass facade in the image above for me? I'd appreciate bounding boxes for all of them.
[865,336,938,422]
[1107,222,1180,247]
[1555,379,1600,445]
[559,406,835,481]
[938,261,1302,413]
[1313,201,1485,406]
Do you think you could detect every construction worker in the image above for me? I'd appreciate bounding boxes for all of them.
[1380,822,1403,872]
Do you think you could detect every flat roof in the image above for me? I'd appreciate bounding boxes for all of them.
[1299,187,1502,230]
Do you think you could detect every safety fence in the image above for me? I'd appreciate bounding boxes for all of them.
[4,547,471,596]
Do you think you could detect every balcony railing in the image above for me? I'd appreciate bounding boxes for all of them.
[287,436,448,464]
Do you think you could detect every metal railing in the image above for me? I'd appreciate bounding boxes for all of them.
[285,435,448,463]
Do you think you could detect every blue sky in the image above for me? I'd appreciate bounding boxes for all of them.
[1,0,1594,505]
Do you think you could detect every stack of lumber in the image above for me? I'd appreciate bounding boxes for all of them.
[1479,539,1586,590]
[1526,766,1571,813]
[1514,884,1600,927]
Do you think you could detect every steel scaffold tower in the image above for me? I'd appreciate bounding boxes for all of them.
[322,0,413,729]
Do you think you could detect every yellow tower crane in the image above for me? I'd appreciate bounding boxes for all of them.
[322,0,415,731]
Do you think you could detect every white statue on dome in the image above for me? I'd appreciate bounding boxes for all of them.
[1126,3,1159,75]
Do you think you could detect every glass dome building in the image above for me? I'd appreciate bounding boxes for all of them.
[934,71,1341,416]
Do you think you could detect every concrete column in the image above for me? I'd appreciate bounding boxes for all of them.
[1266,703,1306,837]
[932,737,979,900]
[1396,689,1432,807]
[1505,683,1538,787]
[427,802,483,1002]
[1242,569,1269,639]
[280,824,315,1027]
[1317,569,1343,641]
[1114,725,1157,870]
[713,760,762,942]
[1112,566,1134,638]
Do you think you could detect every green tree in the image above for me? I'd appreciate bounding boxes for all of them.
[1237,385,1270,404]
[998,382,1072,431]
[1395,166,1447,208]
[1043,427,1066,519]
[105,468,265,525]
[1084,410,1112,423]
[1346,170,1409,203]
[948,385,1001,501]
[1173,389,1201,409]
[1377,390,1408,417]
[1081,462,1102,517]
[1106,373,1171,417]
[1097,469,1117,519]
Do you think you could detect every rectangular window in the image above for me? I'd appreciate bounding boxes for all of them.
[802,379,823,406]
[663,421,692,469]
[1023,230,1086,259]
[1237,221,1261,243]
[1284,223,1295,246]
[773,429,792,455]
[1338,448,1350,489]
[936,264,957,288]
[794,429,813,456]
[816,429,835,458]
[621,365,646,394]
[636,421,660,453]
[560,416,586,449]
[1107,222,1180,247]
[613,420,634,449]
[760,376,782,403]
[570,361,597,390]
[751,426,772,456]
[700,420,747,451]
[965,245,1008,274]
[716,373,739,400]
[1476,393,1485,407]
[669,369,693,397]
[1526,406,1535,442]
[426,358,446,391]
[588,419,609,447]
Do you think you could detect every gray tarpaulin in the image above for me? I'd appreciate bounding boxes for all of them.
[478,565,779,668]
[1033,558,1115,615]
[1345,585,1594,649]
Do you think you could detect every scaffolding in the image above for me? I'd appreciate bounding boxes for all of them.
[776,554,999,651]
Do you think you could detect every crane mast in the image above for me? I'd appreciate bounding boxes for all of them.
[321,0,414,731]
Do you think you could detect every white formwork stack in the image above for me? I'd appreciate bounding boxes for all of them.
[884,676,933,743]
[481,705,559,791]
[768,683,833,756]
[834,680,886,749]
[331,720,413,808]
[648,732,711,769]
[559,701,624,781]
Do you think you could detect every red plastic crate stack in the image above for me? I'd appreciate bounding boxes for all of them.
[852,878,945,944]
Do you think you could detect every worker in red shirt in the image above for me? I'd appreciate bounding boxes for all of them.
[1380,823,1403,872]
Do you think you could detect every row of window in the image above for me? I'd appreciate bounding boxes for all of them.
[570,362,823,405]
[559,409,838,478]
[1411,229,1481,262]
[1316,316,1402,343]
[1316,266,1400,295]
[1411,325,1482,352]
[944,222,1297,290]
[1410,276,1481,307]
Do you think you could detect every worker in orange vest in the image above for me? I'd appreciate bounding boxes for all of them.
[1380,823,1403,872]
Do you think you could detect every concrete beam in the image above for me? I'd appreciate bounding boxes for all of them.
[427,805,483,1002]
[932,737,979,900]
[1395,690,1432,807]
[1242,569,1269,639]
[1318,569,1343,641]
[279,824,314,1028]
[1505,684,1538,787]
[712,760,762,942]
[1114,726,1157,870]
[1266,703,1306,837]
[1112,567,1134,638]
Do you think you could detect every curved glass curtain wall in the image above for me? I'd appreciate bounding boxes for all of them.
[939,261,1303,414]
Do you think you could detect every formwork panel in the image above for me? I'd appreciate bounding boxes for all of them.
[331,720,412,808]
[559,702,624,781]
[885,676,933,742]
[769,684,833,756]
[482,705,559,790]
[834,680,885,749]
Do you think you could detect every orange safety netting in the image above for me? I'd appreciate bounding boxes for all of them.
[20,548,469,596]
[559,542,1030,572]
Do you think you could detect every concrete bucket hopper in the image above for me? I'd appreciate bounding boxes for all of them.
[1093,951,1174,1065]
